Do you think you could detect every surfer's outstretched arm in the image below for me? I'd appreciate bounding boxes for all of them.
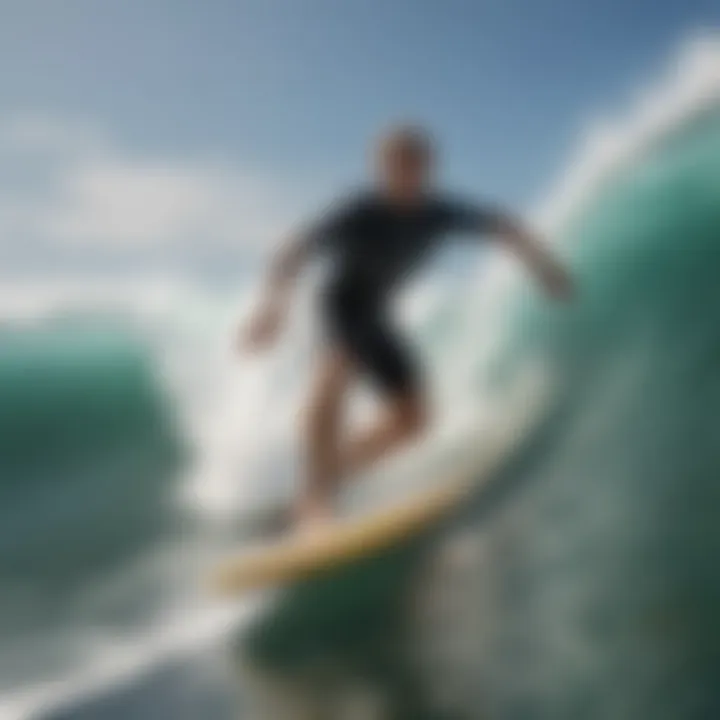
[493,214,575,300]
[241,234,312,351]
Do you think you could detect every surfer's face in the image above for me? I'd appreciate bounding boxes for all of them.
[376,129,434,202]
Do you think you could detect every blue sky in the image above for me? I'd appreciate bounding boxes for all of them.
[0,0,718,276]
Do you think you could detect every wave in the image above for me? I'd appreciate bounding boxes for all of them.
[2,32,720,720]
[237,36,720,720]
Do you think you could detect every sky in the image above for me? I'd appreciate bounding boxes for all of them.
[0,0,718,279]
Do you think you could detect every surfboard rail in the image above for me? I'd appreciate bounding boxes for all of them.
[211,478,470,595]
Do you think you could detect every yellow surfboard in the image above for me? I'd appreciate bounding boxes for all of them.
[211,476,470,596]
[210,383,545,597]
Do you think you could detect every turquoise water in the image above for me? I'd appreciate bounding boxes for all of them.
[470,109,720,720]
[0,322,187,701]
[2,110,720,719]
[0,325,183,583]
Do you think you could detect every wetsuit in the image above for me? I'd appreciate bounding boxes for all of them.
[306,190,502,396]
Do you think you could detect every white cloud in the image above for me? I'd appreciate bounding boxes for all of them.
[43,159,283,248]
[0,114,304,267]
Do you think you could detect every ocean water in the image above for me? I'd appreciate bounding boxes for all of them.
[2,37,720,720]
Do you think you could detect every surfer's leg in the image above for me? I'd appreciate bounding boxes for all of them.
[297,346,354,525]
[339,316,428,477]
[304,284,428,523]
[340,390,427,477]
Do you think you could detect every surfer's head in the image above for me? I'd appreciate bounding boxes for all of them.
[374,124,435,202]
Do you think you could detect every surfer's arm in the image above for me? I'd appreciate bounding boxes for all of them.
[492,213,575,300]
[241,233,314,351]
[243,194,368,350]
[264,233,313,308]
[242,195,359,351]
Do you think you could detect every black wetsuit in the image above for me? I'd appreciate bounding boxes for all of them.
[306,190,502,395]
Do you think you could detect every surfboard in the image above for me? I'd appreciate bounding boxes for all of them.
[210,378,547,597]
[211,475,471,596]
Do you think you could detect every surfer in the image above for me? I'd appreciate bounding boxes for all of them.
[242,125,574,528]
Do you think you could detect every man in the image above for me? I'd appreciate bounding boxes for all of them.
[242,125,574,529]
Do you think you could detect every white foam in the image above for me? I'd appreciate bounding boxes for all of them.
[0,601,257,720]
[534,33,720,234]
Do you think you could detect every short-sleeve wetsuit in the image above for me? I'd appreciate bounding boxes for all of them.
[304,190,503,396]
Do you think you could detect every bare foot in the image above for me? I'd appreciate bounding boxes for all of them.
[293,497,335,536]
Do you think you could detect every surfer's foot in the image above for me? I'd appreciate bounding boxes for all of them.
[293,496,335,535]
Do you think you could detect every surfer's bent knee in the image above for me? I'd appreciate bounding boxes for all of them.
[394,392,429,440]
[305,348,352,425]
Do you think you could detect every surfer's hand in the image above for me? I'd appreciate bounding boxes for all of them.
[241,301,284,352]
[494,217,575,303]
